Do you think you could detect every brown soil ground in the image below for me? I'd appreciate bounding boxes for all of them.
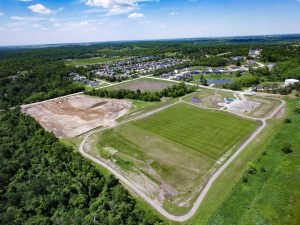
[110,79,174,91]
[22,94,131,138]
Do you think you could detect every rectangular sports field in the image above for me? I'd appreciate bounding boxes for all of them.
[92,103,258,214]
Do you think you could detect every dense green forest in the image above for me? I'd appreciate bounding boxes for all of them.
[86,83,197,101]
[0,62,84,109]
[0,109,164,225]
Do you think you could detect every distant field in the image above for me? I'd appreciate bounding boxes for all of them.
[106,78,175,91]
[64,56,129,66]
[90,103,257,214]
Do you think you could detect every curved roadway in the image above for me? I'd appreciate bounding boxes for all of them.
[79,87,285,222]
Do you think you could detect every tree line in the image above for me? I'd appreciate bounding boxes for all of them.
[85,83,197,101]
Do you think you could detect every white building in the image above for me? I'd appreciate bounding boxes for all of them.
[285,79,299,86]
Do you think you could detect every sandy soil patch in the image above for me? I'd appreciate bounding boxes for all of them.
[22,94,131,137]
[226,99,261,114]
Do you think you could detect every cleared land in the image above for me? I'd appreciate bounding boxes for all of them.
[88,103,257,214]
[246,95,282,118]
[64,56,129,66]
[183,90,280,118]
[106,78,175,91]
[22,94,131,138]
[182,89,235,109]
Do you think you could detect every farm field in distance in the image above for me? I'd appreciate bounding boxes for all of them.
[64,56,130,66]
[105,78,175,91]
[86,103,258,215]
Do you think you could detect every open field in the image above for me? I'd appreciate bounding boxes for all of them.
[22,94,131,138]
[64,56,129,66]
[188,99,299,225]
[106,78,175,91]
[117,99,178,122]
[246,95,282,118]
[182,90,281,118]
[87,103,258,215]
[182,89,235,109]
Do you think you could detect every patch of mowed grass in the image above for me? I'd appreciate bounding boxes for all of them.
[133,103,258,160]
[95,128,146,161]
[191,99,299,225]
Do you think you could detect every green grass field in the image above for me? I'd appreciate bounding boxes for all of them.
[195,99,300,225]
[192,73,236,84]
[186,99,300,225]
[91,103,257,215]
[133,103,257,160]
[64,56,129,66]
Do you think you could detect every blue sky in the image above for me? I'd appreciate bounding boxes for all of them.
[0,0,300,46]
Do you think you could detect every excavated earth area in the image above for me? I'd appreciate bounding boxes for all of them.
[22,94,131,137]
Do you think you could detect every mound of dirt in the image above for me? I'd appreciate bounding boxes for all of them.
[22,95,131,138]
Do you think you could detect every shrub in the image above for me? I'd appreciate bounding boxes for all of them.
[242,175,248,183]
[261,167,266,173]
[247,162,257,174]
[281,142,293,154]
[284,118,292,123]
[294,106,300,114]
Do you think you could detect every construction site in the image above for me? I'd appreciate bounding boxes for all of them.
[22,94,131,138]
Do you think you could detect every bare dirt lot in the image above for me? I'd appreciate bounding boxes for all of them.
[108,78,174,91]
[22,94,131,138]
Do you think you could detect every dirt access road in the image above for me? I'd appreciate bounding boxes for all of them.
[79,87,285,222]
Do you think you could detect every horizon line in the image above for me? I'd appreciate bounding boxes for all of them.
[1,33,300,48]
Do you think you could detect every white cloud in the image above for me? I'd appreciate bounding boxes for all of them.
[128,12,144,18]
[19,0,34,2]
[169,12,178,16]
[0,12,4,17]
[33,23,48,30]
[11,16,26,21]
[84,0,155,15]
[28,4,52,14]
